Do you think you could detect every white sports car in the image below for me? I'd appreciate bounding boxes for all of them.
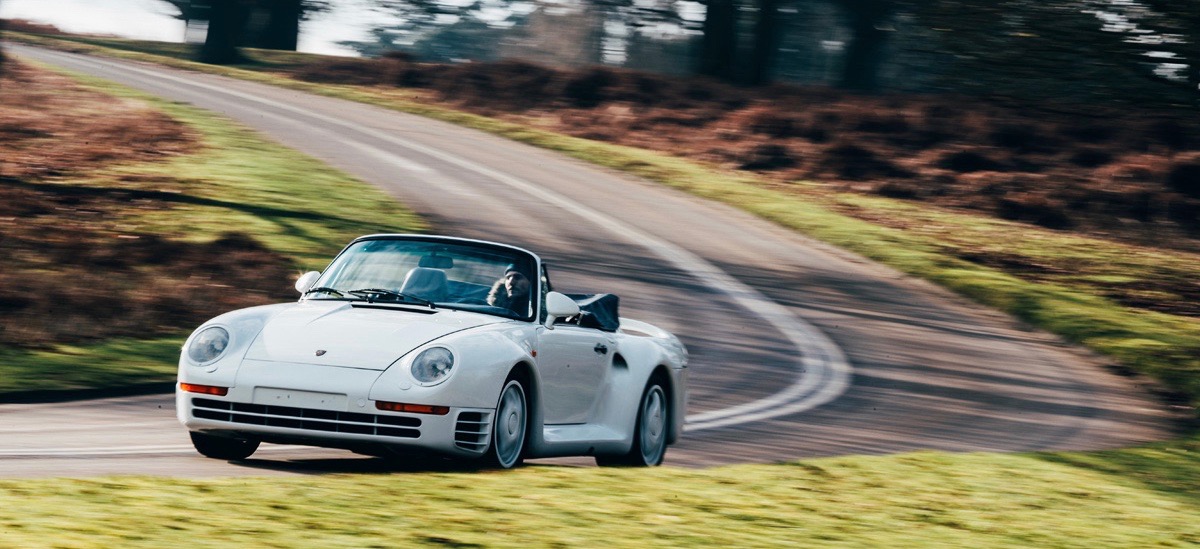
[177,234,688,468]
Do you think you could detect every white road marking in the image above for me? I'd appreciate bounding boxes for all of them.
[344,140,481,199]
[14,47,853,434]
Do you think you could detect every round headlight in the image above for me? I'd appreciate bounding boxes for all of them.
[188,326,230,365]
[411,347,454,385]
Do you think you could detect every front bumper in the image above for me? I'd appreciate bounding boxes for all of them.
[178,357,499,458]
[178,391,494,458]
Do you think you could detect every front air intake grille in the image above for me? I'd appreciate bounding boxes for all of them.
[454,411,491,452]
[192,398,421,439]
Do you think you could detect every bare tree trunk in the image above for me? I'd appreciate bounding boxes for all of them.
[1183,37,1200,105]
[838,0,892,92]
[698,0,738,81]
[199,0,245,64]
[744,0,780,86]
[253,0,302,51]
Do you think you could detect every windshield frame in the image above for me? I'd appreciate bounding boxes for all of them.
[303,234,543,322]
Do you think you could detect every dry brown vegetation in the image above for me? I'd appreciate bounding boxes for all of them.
[294,55,1200,250]
[0,60,294,349]
[0,19,68,36]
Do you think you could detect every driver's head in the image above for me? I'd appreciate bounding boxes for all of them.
[502,265,530,298]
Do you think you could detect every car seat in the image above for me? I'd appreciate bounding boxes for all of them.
[400,267,449,303]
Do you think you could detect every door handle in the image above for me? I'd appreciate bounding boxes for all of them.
[593,343,609,355]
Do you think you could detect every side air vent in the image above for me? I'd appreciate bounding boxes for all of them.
[454,411,491,452]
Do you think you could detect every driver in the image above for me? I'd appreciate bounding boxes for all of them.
[487,265,531,315]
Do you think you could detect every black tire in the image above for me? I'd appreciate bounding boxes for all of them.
[485,377,528,469]
[189,432,260,460]
[596,379,669,467]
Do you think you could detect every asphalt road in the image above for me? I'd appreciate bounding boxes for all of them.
[0,45,1176,477]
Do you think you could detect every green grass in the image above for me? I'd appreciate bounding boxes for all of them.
[0,62,423,395]
[66,67,424,265]
[0,337,183,396]
[1,445,1199,547]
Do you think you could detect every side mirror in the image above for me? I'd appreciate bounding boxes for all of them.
[295,271,321,294]
[544,291,580,330]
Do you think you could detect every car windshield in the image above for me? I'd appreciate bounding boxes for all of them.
[308,238,539,320]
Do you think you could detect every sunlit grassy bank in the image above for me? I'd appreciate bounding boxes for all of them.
[0,337,182,397]
[2,446,1199,547]
[63,68,424,267]
[0,62,422,396]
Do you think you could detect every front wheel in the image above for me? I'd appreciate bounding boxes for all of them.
[189,432,259,460]
[596,380,669,467]
[485,378,528,469]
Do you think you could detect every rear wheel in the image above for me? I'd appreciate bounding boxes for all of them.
[596,380,669,467]
[486,377,528,469]
[189,432,259,460]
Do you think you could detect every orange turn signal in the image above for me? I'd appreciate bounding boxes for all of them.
[375,401,449,415]
[180,383,229,396]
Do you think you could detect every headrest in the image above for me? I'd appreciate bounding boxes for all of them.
[401,267,449,302]
[419,255,454,269]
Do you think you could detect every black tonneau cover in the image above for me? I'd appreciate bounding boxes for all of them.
[565,293,620,332]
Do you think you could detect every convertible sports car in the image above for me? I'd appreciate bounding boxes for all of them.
[177,234,688,468]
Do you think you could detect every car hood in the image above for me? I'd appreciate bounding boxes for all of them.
[244,301,506,370]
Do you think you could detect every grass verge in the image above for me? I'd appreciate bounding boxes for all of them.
[1,446,1199,547]
[0,60,423,395]
[0,337,182,398]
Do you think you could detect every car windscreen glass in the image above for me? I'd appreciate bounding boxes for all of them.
[311,239,538,320]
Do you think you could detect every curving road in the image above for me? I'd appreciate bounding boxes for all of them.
[0,44,1175,477]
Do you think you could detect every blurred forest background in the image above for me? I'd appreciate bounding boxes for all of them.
[137,0,1200,244]
[7,1,1200,246]
[163,0,1200,106]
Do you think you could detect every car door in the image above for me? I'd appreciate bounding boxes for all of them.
[536,324,612,425]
